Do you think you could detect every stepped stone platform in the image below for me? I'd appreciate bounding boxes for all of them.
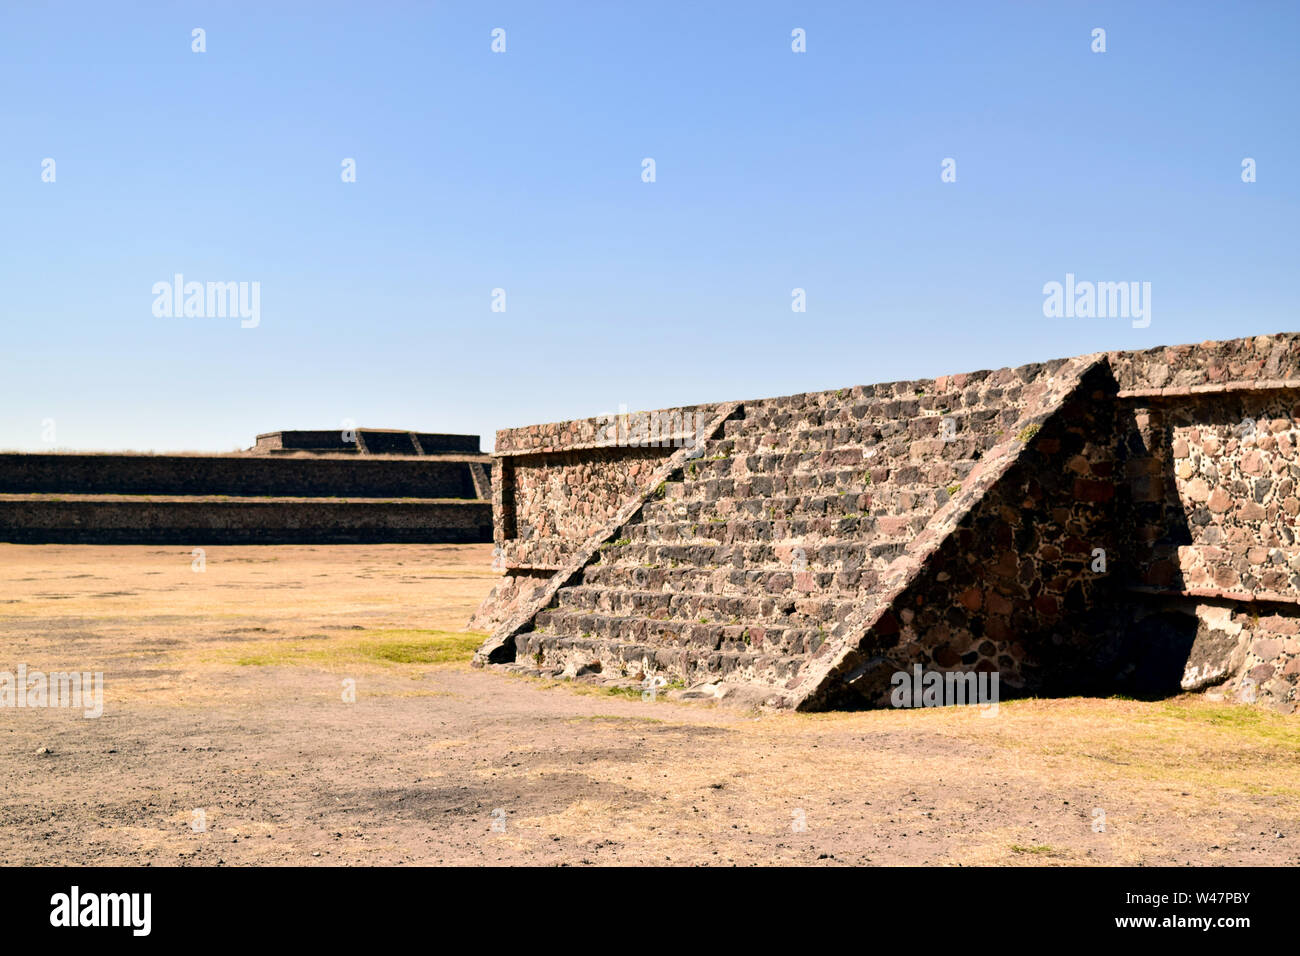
[0,428,492,544]
[472,334,1300,714]
[252,429,481,456]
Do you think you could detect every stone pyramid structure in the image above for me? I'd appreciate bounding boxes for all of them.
[473,334,1300,713]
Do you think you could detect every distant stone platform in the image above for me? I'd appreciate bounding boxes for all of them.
[0,428,492,544]
[252,429,481,456]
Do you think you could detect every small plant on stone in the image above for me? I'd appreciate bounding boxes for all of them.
[1016,424,1041,443]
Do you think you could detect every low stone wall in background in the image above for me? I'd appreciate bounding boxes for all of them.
[0,453,482,499]
[0,496,491,544]
[0,433,493,545]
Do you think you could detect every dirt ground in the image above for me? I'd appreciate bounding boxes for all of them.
[1,542,1297,866]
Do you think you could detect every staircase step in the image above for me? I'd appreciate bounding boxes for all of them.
[517,628,810,686]
[669,461,978,495]
[715,426,1003,460]
[726,402,1017,440]
[556,584,854,629]
[580,562,880,597]
[593,538,909,572]
[627,516,876,544]
[639,483,959,524]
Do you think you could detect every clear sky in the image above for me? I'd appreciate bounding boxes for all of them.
[2,1,1296,453]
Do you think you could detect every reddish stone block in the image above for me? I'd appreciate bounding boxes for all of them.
[934,645,961,667]
[986,591,1014,616]
[1073,478,1115,503]
[985,617,1012,640]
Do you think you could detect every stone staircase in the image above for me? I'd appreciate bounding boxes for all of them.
[476,335,1300,714]
[507,364,1066,695]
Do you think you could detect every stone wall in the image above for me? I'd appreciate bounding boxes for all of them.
[502,447,670,567]
[1103,335,1300,712]
[491,404,721,562]
[1109,334,1300,393]
[1123,393,1300,598]
[473,405,721,631]
[0,443,494,545]
[0,495,490,544]
[472,332,1300,713]
[0,453,482,499]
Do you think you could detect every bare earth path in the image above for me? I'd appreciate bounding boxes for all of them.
[1,543,1296,866]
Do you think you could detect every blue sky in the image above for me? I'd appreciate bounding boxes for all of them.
[2,1,1296,452]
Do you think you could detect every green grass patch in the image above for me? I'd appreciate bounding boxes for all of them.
[602,685,650,700]
[1155,698,1300,746]
[227,629,484,668]
[1010,844,1061,856]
